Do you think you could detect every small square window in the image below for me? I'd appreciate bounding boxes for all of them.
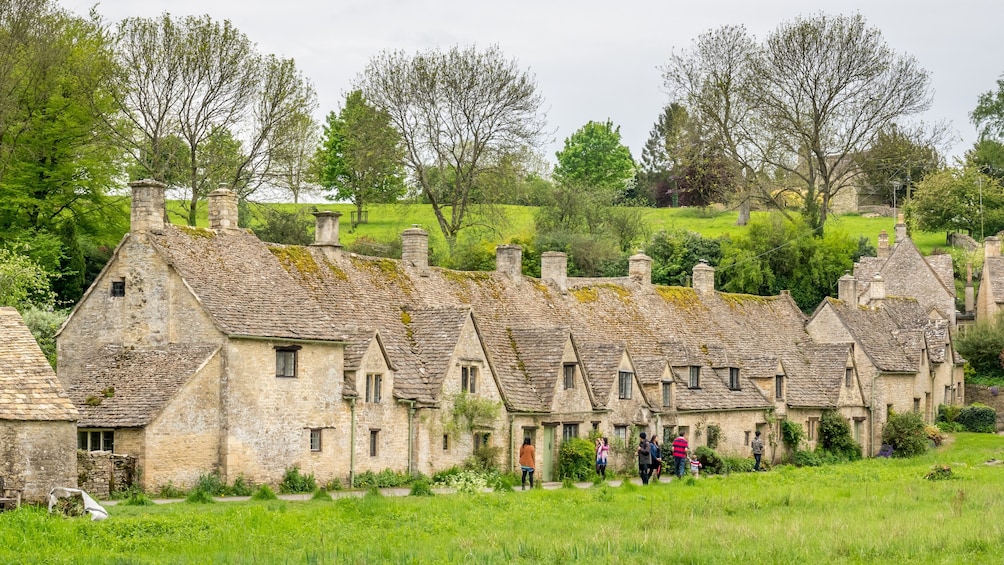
[563,364,576,389]
[310,429,322,452]
[614,425,628,443]
[275,347,299,378]
[562,423,579,441]
[110,280,125,297]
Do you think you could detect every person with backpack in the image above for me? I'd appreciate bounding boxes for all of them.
[672,430,689,479]
[636,432,652,485]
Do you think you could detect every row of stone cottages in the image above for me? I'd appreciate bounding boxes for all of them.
[2,179,965,499]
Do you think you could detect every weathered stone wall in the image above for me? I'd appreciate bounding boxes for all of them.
[143,358,221,490]
[675,409,769,459]
[77,451,137,499]
[349,340,409,479]
[0,421,77,502]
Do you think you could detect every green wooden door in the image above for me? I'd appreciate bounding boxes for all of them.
[543,427,554,482]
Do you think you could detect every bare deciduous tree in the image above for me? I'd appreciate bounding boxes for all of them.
[357,45,547,245]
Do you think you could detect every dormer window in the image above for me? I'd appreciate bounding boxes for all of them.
[461,365,478,393]
[845,367,853,387]
[563,364,576,389]
[275,345,301,378]
[618,371,633,399]
[729,367,740,391]
[662,382,672,407]
[689,366,701,389]
[111,280,125,297]
[775,374,784,400]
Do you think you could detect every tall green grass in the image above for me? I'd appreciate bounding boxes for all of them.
[5,433,1004,563]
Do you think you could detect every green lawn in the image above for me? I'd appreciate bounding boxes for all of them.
[5,433,1004,564]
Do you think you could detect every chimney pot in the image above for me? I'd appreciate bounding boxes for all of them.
[541,251,568,292]
[311,211,342,247]
[629,252,653,285]
[495,244,522,279]
[877,230,890,259]
[838,272,857,304]
[402,226,429,275]
[208,185,239,230]
[692,260,715,294]
[871,274,886,301]
[129,179,166,234]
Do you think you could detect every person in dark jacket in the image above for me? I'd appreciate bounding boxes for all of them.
[637,432,652,485]
[649,436,663,480]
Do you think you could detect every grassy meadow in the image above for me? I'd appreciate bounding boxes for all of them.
[4,433,1004,564]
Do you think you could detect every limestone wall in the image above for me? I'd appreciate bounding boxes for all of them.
[0,421,77,502]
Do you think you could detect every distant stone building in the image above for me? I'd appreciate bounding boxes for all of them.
[0,307,78,502]
[57,180,963,490]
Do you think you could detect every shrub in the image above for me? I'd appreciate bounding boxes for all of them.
[792,450,822,467]
[882,411,928,458]
[877,444,894,457]
[557,437,596,481]
[356,468,412,488]
[251,484,278,501]
[280,466,317,494]
[438,470,487,495]
[925,464,954,481]
[157,482,185,499]
[925,425,944,447]
[937,404,962,424]
[706,424,721,449]
[937,421,966,433]
[780,420,804,451]
[466,445,502,473]
[491,473,516,492]
[409,477,433,497]
[228,474,253,496]
[817,409,862,461]
[324,478,343,491]
[194,471,227,496]
[958,404,997,433]
[561,478,576,489]
[694,446,723,475]
[185,488,215,504]
[431,466,462,484]
[119,490,154,506]
[722,457,756,473]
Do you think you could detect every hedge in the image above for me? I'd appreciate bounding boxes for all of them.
[957,404,997,433]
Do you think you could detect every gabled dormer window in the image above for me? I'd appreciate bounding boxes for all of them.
[845,367,853,388]
[689,366,701,389]
[461,365,478,394]
[275,345,301,378]
[729,367,740,391]
[618,371,633,399]
[662,382,672,407]
[563,364,576,389]
[775,374,784,399]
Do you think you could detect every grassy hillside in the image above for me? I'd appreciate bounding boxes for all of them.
[4,433,1003,563]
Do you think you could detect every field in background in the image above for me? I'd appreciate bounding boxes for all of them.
[3,433,1003,563]
[168,200,956,256]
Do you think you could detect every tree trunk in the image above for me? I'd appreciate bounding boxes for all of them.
[736,195,751,226]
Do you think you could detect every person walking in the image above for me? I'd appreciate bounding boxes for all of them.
[752,430,765,471]
[519,437,536,490]
[649,436,663,480]
[672,430,689,479]
[595,437,610,479]
[637,432,652,485]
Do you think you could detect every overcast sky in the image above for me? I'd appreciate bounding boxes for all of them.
[62,0,1003,166]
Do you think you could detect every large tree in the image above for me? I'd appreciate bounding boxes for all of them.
[971,73,1004,142]
[554,120,635,198]
[854,123,943,207]
[907,166,1004,239]
[313,90,405,217]
[664,14,932,232]
[113,14,317,225]
[356,45,547,245]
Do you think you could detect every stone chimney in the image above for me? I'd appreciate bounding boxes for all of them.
[311,211,342,248]
[495,244,522,279]
[986,236,1001,259]
[838,271,857,304]
[965,261,975,314]
[870,274,886,301]
[894,214,907,243]
[877,230,890,259]
[692,260,715,294]
[401,225,429,276]
[628,252,653,285]
[208,184,239,230]
[541,251,567,293]
[129,178,166,234]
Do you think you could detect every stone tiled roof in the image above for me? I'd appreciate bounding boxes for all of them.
[503,327,572,410]
[68,344,218,427]
[632,356,669,385]
[782,343,850,408]
[406,307,470,398]
[823,298,919,373]
[0,307,78,421]
[577,342,627,409]
[927,254,955,293]
[669,364,771,411]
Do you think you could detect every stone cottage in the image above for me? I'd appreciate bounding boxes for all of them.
[0,307,78,502]
[57,180,963,490]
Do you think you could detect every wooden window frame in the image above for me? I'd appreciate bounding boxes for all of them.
[563,364,576,390]
[618,371,633,399]
[310,429,322,452]
[689,366,701,389]
[275,345,301,378]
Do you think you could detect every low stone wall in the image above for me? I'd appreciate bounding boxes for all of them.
[77,451,137,499]
[962,385,1004,431]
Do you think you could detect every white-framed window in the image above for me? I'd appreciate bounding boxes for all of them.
[369,429,379,457]
[662,382,672,407]
[689,366,701,389]
[562,423,579,441]
[563,364,576,389]
[729,367,740,391]
[78,429,114,452]
[365,373,382,403]
[618,371,633,399]
[310,429,322,452]
[461,365,478,394]
[275,346,300,378]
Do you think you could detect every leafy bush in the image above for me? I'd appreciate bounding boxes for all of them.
[355,469,412,488]
[119,490,154,506]
[251,484,277,501]
[324,478,343,491]
[279,466,317,494]
[491,473,516,492]
[780,419,804,451]
[937,404,962,424]
[882,411,928,458]
[722,457,756,473]
[817,409,862,461]
[706,424,721,449]
[925,426,944,447]
[431,466,462,484]
[344,235,402,259]
[877,444,894,457]
[925,464,954,481]
[958,404,997,433]
[409,477,433,496]
[185,488,214,504]
[792,450,822,467]
[937,421,966,433]
[466,445,502,473]
[557,437,596,481]
[694,446,723,475]
[156,482,185,499]
[194,471,227,496]
[437,470,487,495]
[228,474,253,496]
[955,311,1004,380]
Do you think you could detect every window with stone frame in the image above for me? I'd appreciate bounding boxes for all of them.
[729,367,740,391]
[614,425,628,443]
[563,363,576,389]
[110,279,125,297]
[618,371,633,399]
[662,382,672,407]
[275,345,300,378]
[775,374,784,399]
[461,365,478,394]
[369,429,379,457]
[365,373,382,403]
[562,423,579,441]
[310,429,322,452]
[689,366,701,389]
[78,429,114,452]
